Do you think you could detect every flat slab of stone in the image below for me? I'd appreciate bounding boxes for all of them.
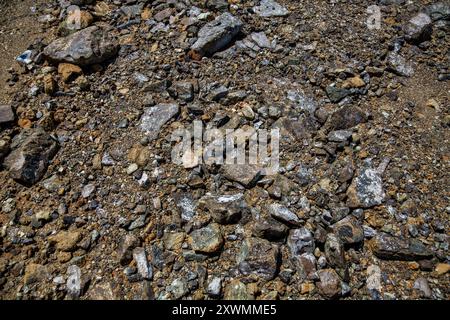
[139,103,179,141]
[43,26,119,66]
[0,105,15,124]
[191,12,243,56]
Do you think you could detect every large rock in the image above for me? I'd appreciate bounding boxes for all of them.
[238,237,280,280]
[287,227,315,257]
[253,0,289,17]
[267,203,301,226]
[404,13,432,43]
[43,26,119,66]
[222,164,263,188]
[386,52,414,77]
[139,103,179,141]
[328,106,367,130]
[191,12,243,57]
[325,233,346,268]
[316,269,342,299]
[347,166,385,208]
[198,193,249,224]
[189,223,224,254]
[252,214,288,241]
[0,105,15,124]
[4,128,59,186]
[330,215,364,245]
[372,233,434,261]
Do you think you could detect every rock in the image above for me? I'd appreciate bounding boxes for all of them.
[191,12,242,57]
[164,232,185,251]
[0,140,9,160]
[404,13,432,43]
[189,223,224,254]
[117,234,140,265]
[328,106,367,130]
[224,280,253,300]
[238,237,280,280]
[347,166,385,208]
[168,81,194,102]
[58,63,82,83]
[328,130,352,143]
[206,277,222,297]
[426,2,450,22]
[287,227,315,256]
[413,277,432,298]
[86,282,117,300]
[23,263,48,285]
[252,214,288,241]
[49,230,82,252]
[316,269,342,299]
[267,203,301,226]
[222,164,263,188]
[139,103,179,141]
[342,76,365,88]
[366,265,382,292]
[386,52,414,77]
[0,105,15,124]
[254,0,289,17]
[293,253,317,280]
[325,233,346,268]
[175,193,197,222]
[43,74,56,95]
[59,10,94,36]
[4,128,59,186]
[330,216,364,245]
[435,263,450,275]
[168,278,189,299]
[43,26,119,66]
[133,247,152,280]
[198,193,249,224]
[66,265,82,299]
[81,184,95,198]
[325,86,351,103]
[250,32,272,49]
[372,233,434,261]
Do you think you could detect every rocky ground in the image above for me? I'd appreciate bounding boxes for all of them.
[0,0,449,300]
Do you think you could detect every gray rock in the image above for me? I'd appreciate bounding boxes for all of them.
[81,184,95,198]
[224,280,253,300]
[386,52,414,77]
[413,277,432,298]
[175,193,197,222]
[4,128,59,186]
[189,223,224,254]
[139,103,179,141]
[191,12,243,56]
[404,13,432,43]
[366,264,382,292]
[330,215,364,245]
[222,164,263,188]
[198,193,249,224]
[426,2,450,22]
[167,278,189,299]
[326,86,351,103]
[118,234,140,266]
[347,166,385,208]
[0,105,15,124]
[43,26,119,66]
[287,227,315,256]
[293,252,317,281]
[66,265,82,299]
[250,32,272,49]
[207,276,222,297]
[325,233,346,268]
[254,0,289,17]
[132,247,152,280]
[169,81,194,102]
[372,233,434,261]
[267,203,301,226]
[317,269,342,299]
[328,130,352,143]
[238,237,280,280]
